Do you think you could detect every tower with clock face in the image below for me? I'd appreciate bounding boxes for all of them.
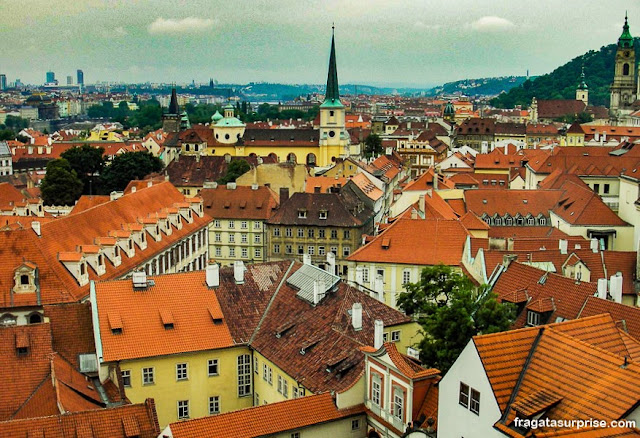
[610,13,637,118]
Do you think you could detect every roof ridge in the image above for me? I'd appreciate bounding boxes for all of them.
[248,261,296,345]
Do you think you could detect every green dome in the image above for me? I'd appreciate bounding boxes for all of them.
[443,102,455,116]
[215,117,245,127]
[211,111,223,122]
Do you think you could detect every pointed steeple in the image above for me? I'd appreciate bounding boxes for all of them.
[168,86,179,115]
[324,24,340,103]
[619,12,634,48]
[578,66,588,90]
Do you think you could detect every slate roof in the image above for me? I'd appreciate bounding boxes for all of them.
[347,218,469,266]
[166,393,364,438]
[165,155,276,188]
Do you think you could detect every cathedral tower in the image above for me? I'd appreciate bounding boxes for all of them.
[610,13,637,118]
[162,87,180,133]
[576,66,589,105]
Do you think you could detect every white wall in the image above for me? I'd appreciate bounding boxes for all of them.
[438,341,504,438]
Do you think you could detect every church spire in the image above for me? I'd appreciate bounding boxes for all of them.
[168,86,179,115]
[619,12,634,48]
[324,24,340,103]
[578,65,588,90]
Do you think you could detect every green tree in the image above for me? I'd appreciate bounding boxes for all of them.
[218,159,250,184]
[60,145,105,195]
[4,115,29,130]
[397,264,515,373]
[40,159,84,206]
[364,134,383,159]
[0,129,16,141]
[128,100,162,130]
[100,151,163,193]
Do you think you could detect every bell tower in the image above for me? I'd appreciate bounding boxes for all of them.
[610,13,636,118]
[319,25,348,165]
[576,66,589,105]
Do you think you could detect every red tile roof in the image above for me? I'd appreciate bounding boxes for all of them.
[200,185,279,220]
[465,189,562,217]
[44,302,95,370]
[347,218,469,266]
[0,399,160,438]
[460,212,490,230]
[167,393,364,438]
[579,296,640,341]
[94,270,234,362]
[305,176,349,194]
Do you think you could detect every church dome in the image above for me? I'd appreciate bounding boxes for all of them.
[211,111,223,122]
[443,101,455,116]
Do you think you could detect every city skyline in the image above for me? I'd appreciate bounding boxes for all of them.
[0,0,638,87]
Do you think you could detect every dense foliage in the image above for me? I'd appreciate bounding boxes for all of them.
[218,159,251,184]
[87,100,163,132]
[430,76,529,97]
[60,145,105,195]
[40,159,84,206]
[364,134,383,159]
[492,38,640,108]
[100,151,163,193]
[397,264,515,373]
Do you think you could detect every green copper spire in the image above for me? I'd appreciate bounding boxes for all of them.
[324,25,340,103]
[578,66,588,90]
[619,12,634,49]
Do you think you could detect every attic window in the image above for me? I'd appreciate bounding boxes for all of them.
[208,307,223,325]
[160,310,175,330]
[319,210,328,220]
[108,312,123,335]
[17,346,29,356]
[298,209,307,219]
[300,338,320,355]
[381,238,390,249]
[239,200,247,209]
[326,355,347,373]
[275,321,295,338]
[526,311,540,326]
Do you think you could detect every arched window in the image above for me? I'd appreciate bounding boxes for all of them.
[80,263,86,275]
[623,63,630,76]
[29,313,42,324]
[286,153,297,163]
[306,153,317,166]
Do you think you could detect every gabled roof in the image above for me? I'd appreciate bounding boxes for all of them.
[579,296,640,341]
[305,176,349,194]
[165,154,276,188]
[536,99,587,119]
[44,302,95,370]
[465,189,562,217]
[199,185,279,220]
[460,212,490,230]
[347,218,469,266]
[166,393,364,438]
[551,179,629,226]
[94,270,235,362]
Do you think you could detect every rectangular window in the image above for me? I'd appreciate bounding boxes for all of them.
[470,389,480,415]
[318,246,325,256]
[277,375,283,394]
[263,363,268,381]
[393,388,404,420]
[593,184,600,194]
[176,363,188,381]
[297,245,304,255]
[122,370,131,387]
[229,247,235,257]
[273,227,281,237]
[285,245,293,255]
[330,246,338,255]
[254,234,261,244]
[241,221,248,229]
[228,234,235,243]
[297,228,304,238]
[177,400,189,419]
[527,311,540,326]
[604,184,610,194]
[254,357,259,374]
[283,379,288,398]
[372,375,381,406]
[228,220,235,229]
[459,382,469,408]
[351,419,360,431]
[362,268,369,283]
[208,396,220,415]
[298,209,307,218]
[391,330,400,342]
[293,387,299,399]
[241,234,248,243]
[254,221,261,230]
[402,270,411,285]
[291,433,300,438]
[208,359,219,376]
[274,244,280,254]
[318,229,325,238]
[238,354,252,396]
[285,227,292,237]
[383,332,389,342]
[343,246,351,257]
[308,228,315,238]
[215,247,222,257]
[214,220,221,228]
[255,248,262,259]
[343,230,351,239]
[142,367,154,385]
[319,210,328,220]
[214,232,221,242]
[308,246,315,255]
[241,248,248,258]
[331,230,338,239]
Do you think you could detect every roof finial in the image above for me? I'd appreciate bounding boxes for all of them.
[332,22,335,35]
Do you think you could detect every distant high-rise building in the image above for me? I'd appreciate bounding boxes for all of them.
[46,71,55,84]
[77,69,84,85]
[67,75,73,85]
[0,74,6,91]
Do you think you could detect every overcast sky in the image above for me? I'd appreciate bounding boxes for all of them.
[0,0,637,87]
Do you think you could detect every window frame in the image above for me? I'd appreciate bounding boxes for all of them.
[176,363,188,381]
[237,354,252,397]
[142,367,154,385]
[208,359,219,377]
[177,400,190,420]
[208,395,220,415]
[459,382,469,408]
[470,388,481,415]
[121,369,131,387]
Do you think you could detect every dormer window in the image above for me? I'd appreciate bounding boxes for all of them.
[20,275,29,285]
[298,209,307,219]
[13,263,37,294]
[526,311,540,327]
[114,247,120,258]
[28,313,42,324]
[80,263,86,276]
[319,210,328,220]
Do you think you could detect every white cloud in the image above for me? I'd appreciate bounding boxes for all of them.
[414,21,442,30]
[469,16,516,32]
[148,17,216,35]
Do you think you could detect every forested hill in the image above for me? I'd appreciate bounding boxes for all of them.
[491,38,640,109]
[429,76,530,97]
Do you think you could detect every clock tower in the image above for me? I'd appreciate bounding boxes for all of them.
[610,13,636,119]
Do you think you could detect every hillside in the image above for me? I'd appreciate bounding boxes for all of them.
[491,38,640,108]
[429,76,530,97]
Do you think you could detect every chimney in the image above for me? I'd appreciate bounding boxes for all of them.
[411,209,418,219]
[234,260,245,284]
[31,221,41,237]
[227,182,236,190]
[355,266,364,285]
[206,264,220,288]
[419,194,426,214]
[225,154,232,163]
[373,275,384,301]
[559,239,568,255]
[132,271,147,288]
[147,180,153,187]
[110,191,124,201]
[352,303,363,331]
[610,274,623,303]
[279,187,289,203]
[251,183,259,190]
[433,172,439,191]
[502,254,517,267]
[590,238,599,253]
[313,279,325,305]
[326,252,336,276]
[303,253,312,265]
[374,320,384,349]
[131,186,136,193]
[597,278,608,299]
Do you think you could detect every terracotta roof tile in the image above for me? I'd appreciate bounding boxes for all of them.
[167,393,364,438]
[43,302,95,370]
[579,296,640,341]
[200,185,279,220]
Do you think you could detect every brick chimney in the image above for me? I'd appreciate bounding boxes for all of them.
[279,187,289,203]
